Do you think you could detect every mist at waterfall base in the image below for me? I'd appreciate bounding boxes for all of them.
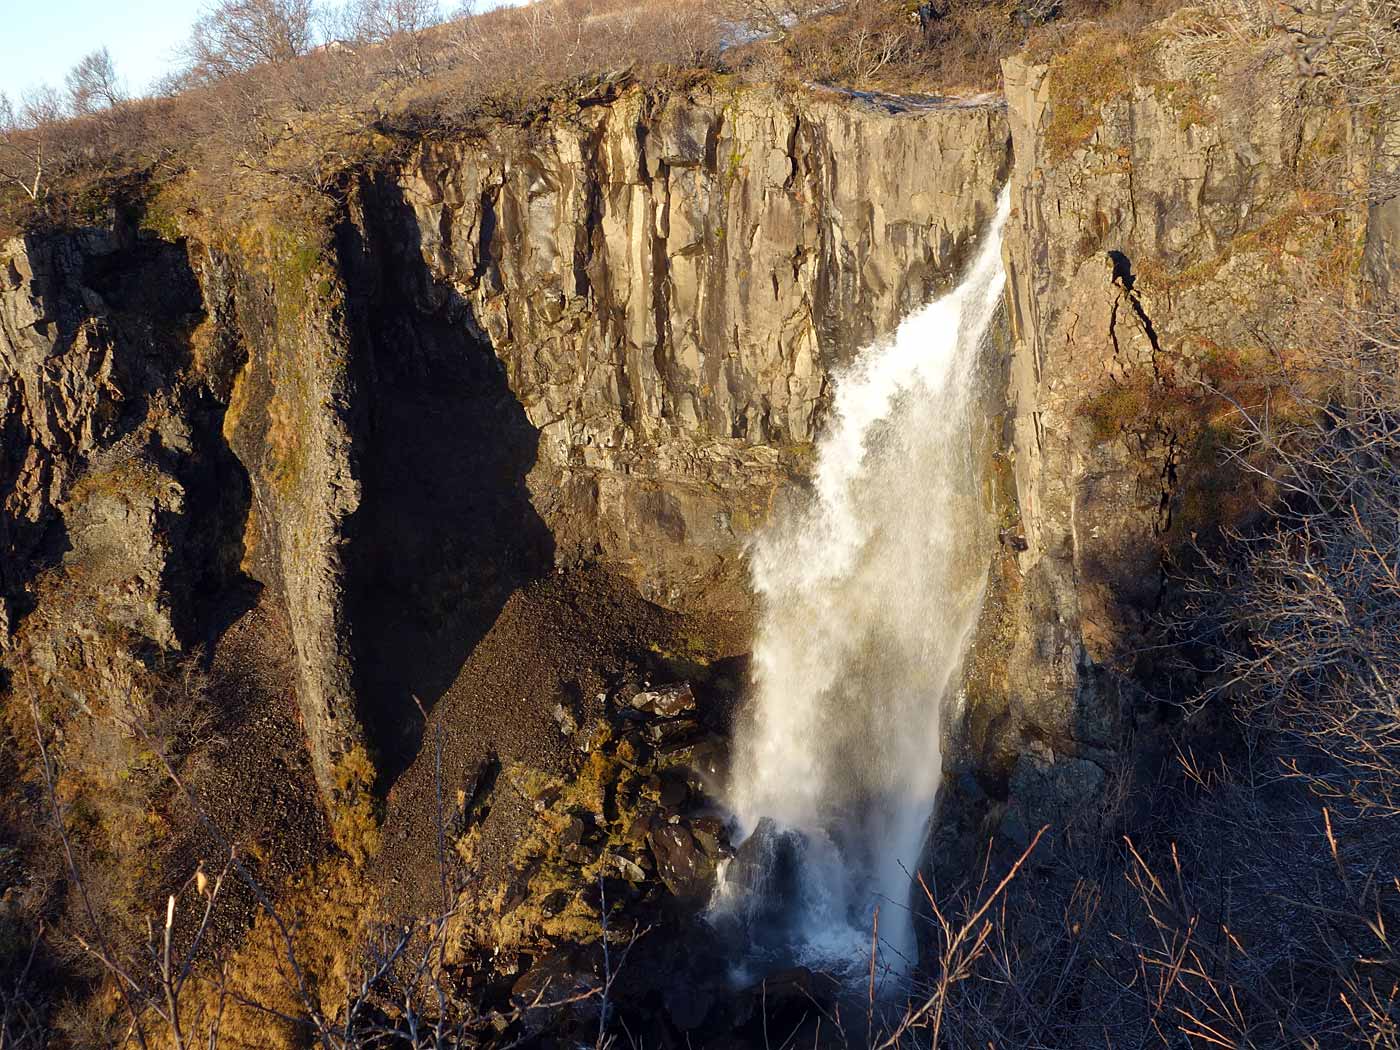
[713,189,1011,986]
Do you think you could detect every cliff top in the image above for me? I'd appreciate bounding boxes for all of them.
[0,0,1187,241]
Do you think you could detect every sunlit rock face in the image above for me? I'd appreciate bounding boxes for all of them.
[993,47,1382,768]
[375,86,1008,612]
[0,87,1009,801]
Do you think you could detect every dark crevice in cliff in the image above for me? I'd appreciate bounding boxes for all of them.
[0,373,50,605]
[650,224,673,425]
[340,174,556,787]
[0,230,257,650]
[782,111,803,192]
[575,122,608,301]
[161,388,261,651]
[1156,441,1179,535]
[474,182,502,286]
[704,109,724,175]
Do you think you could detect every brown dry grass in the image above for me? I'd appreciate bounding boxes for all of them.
[0,0,1207,240]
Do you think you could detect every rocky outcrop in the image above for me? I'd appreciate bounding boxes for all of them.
[0,230,210,638]
[209,237,369,797]
[983,25,1381,794]
[375,85,1009,611]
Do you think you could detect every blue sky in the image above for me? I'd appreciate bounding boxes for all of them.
[1,1,204,100]
[0,0,530,102]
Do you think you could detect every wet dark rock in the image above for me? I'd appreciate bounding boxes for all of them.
[616,733,651,768]
[532,787,563,813]
[728,818,804,893]
[665,981,717,1031]
[688,815,733,860]
[694,739,729,787]
[658,771,689,809]
[921,767,1001,899]
[649,718,707,753]
[629,682,696,718]
[999,753,1106,851]
[626,812,660,847]
[457,753,499,828]
[561,814,588,848]
[658,732,727,777]
[511,948,604,1037]
[730,966,841,1036]
[609,854,647,883]
[680,764,715,800]
[563,843,594,867]
[539,890,572,918]
[611,683,643,712]
[647,823,717,899]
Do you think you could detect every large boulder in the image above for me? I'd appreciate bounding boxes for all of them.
[629,682,697,718]
[647,821,718,899]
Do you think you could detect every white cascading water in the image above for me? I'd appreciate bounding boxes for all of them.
[718,188,1011,980]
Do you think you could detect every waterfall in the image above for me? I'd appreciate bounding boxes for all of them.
[717,188,1011,980]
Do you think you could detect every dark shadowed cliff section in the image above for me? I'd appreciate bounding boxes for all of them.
[338,174,556,780]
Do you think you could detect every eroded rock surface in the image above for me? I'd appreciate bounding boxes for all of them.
[987,42,1380,771]
[381,85,1009,611]
[1,86,1009,802]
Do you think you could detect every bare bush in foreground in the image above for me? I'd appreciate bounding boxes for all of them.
[1176,307,1400,825]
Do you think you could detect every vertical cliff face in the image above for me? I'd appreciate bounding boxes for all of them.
[334,86,1010,775]
[373,86,1009,611]
[978,25,1387,822]
[0,86,1012,803]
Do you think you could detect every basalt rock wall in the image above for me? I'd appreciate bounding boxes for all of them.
[959,26,1396,847]
[376,86,1009,611]
[0,85,1011,800]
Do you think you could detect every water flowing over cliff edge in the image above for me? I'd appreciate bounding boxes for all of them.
[716,189,1010,981]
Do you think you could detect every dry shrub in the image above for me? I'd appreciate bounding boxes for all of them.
[915,2,1034,89]
[174,854,378,1050]
[893,294,1400,1048]
[1172,308,1400,825]
[0,0,1219,236]
[1282,0,1400,103]
[391,0,725,130]
[729,0,1024,92]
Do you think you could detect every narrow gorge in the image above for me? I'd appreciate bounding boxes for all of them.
[2,3,1397,1046]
